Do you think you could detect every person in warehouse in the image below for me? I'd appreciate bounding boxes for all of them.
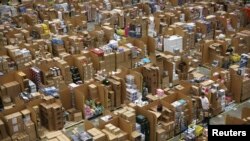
[200,92,210,126]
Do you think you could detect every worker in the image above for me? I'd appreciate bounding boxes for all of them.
[200,92,210,125]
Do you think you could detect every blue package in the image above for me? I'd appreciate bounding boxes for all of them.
[19,6,26,13]
[142,58,151,63]
[51,38,64,45]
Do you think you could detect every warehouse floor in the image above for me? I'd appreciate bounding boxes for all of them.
[210,99,250,125]
[167,99,250,141]
[60,100,250,141]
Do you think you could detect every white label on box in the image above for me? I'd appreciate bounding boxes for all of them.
[12,117,17,124]
[13,125,19,132]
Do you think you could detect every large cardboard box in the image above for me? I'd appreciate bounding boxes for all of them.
[3,81,21,98]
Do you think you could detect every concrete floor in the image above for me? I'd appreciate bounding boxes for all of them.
[168,99,250,141]
[210,99,250,125]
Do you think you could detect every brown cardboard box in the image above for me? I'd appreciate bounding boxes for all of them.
[43,95,55,104]
[20,109,31,123]
[24,121,36,140]
[11,132,29,141]
[0,120,8,139]
[3,81,21,98]
[130,131,141,141]
[156,128,167,141]
[93,133,106,141]
[6,123,24,136]
[73,112,82,122]
[87,128,106,141]
[0,86,7,96]
[160,121,174,132]
[4,112,23,126]
[102,129,117,141]
[123,111,136,123]
[2,136,11,141]
[117,132,128,141]
[109,79,121,107]
[88,84,98,100]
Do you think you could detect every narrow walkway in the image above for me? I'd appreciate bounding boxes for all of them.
[210,99,250,125]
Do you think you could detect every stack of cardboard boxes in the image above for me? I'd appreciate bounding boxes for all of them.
[142,65,160,94]
[87,128,107,141]
[1,81,21,108]
[4,112,24,138]
[40,96,64,131]
[0,55,11,73]
[45,131,71,141]
[114,106,136,123]
[108,78,122,108]
[0,120,9,141]
[5,45,32,70]
[102,123,128,141]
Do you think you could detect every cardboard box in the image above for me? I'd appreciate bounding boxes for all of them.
[43,95,55,104]
[11,132,29,141]
[117,132,127,141]
[123,111,136,123]
[20,109,31,123]
[0,120,8,139]
[1,136,11,141]
[6,123,24,136]
[93,133,106,141]
[156,128,167,141]
[87,128,106,141]
[88,84,98,100]
[102,129,117,141]
[4,112,23,126]
[109,79,121,107]
[73,112,82,122]
[3,81,21,98]
[24,121,36,140]
[130,131,141,141]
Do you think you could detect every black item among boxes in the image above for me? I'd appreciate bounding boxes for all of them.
[136,115,150,141]
[70,66,81,83]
